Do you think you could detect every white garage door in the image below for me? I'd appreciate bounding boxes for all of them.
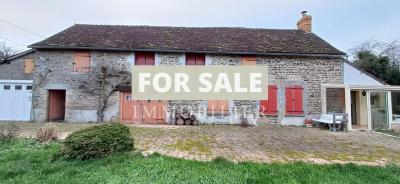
[0,80,33,121]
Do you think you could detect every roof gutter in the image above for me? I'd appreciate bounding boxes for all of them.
[29,46,346,58]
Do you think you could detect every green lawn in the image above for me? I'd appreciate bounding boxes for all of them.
[1,139,400,184]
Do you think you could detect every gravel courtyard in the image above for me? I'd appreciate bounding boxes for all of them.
[2,122,400,166]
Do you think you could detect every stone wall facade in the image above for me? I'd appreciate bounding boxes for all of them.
[32,50,344,125]
[326,88,346,113]
[0,53,35,80]
[257,56,343,125]
[32,50,130,122]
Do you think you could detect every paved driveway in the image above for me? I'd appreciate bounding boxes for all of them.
[129,125,400,166]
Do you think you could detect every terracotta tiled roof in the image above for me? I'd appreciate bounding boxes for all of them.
[29,24,345,56]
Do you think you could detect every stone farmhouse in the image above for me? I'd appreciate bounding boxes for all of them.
[0,11,394,131]
[26,11,347,126]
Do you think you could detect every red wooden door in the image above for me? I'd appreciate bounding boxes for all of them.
[48,90,66,121]
[120,92,143,123]
[120,92,165,124]
[142,100,166,124]
[125,52,165,123]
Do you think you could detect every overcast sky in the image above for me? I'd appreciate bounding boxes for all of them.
[1,0,399,55]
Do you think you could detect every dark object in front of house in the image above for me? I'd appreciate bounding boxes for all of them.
[175,112,198,126]
[59,123,134,160]
[240,117,251,127]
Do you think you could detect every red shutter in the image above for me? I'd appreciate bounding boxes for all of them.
[208,100,229,114]
[145,53,155,65]
[186,54,205,65]
[285,87,293,114]
[135,54,146,65]
[195,54,205,65]
[135,52,155,65]
[260,85,277,115]
[73,51,90,72]
[186,55,196,65]
[242,56,257,65]
[286,86,304,115]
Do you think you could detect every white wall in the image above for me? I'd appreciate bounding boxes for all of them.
[344,62,384,86]
[0,80,33,121]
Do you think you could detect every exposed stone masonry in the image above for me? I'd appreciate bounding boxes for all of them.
[32,50,343,125]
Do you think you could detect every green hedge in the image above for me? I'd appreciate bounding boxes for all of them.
[60,123,134,160]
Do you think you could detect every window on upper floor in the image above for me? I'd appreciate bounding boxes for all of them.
[260,85,278,115]
[24,59,35,74]
[242,56,257,65]
[135,52,155,65]
[73,51,91,72]
[186,53,205,65]
[285,85,304,115]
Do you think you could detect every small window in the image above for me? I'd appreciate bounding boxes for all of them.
[24,59,35,74]
[26,86,33,90]
[186,53,205,65]
[15,85,22,90]
[4,85,11,90]
[242,56,257,65]
[135,52,155,65]
[73,51,91,72]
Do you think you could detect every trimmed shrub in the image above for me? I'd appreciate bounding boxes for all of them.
[36,123,59,143]
[59,123,134,160]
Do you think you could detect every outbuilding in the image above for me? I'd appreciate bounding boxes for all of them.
[0,49,35,121]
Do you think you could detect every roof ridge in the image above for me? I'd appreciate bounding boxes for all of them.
[73,23,300,31]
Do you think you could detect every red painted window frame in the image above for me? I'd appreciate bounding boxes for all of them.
[135,52,155,65]
[259,85,278,115]
[285,85,304,115]
[186,53,205,65]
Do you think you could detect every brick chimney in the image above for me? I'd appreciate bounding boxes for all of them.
[297,11,312,33]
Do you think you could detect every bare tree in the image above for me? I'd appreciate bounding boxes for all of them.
[79,62,131,122]
[0,41,18,63]
[349,39,400,69]
[381,40,400,69]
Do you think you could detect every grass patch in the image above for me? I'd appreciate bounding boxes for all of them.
[167,136,211,154]
[1,139,400,184]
